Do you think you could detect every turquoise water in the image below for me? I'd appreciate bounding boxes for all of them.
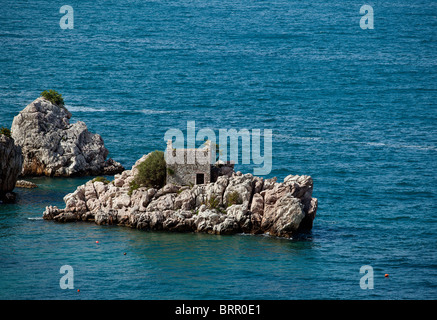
[0,0,436,299]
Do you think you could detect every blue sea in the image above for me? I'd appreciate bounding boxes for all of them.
[0,0,436,300]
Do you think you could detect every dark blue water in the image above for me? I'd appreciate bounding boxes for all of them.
[0,0,436,299]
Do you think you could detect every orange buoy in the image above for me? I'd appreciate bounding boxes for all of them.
[385,274,389,277]
[77,289,80,292]
[123,252,126,255]
[96,241,99,244]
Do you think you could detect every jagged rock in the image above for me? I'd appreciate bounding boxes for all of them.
[205,175,229,206]
[153,184,180,199]
[0,134,23,202]
[261,193,305,237]
[262,177,277,191]
[250,193,264,233]
[213,216,239,235]
[223,173,254,210]
[147,193,176,211]
[194,209,225,234]
[15,180,37,188]
[95,211,110,225]
[42,205,61,220]
[226,204,250,232]
[252,176,264,195]
[11,97,124,177]
[55,211,80,223]
[298,197,318,232]
[102,158,125,175]
[174,189,196,210]
[42,152,317,238]
[161,210,195,232]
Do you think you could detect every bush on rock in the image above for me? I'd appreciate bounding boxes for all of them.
[40,90,65,107]
[129,150,166,195]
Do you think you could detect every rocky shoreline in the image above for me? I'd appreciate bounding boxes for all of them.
[43,153,318,238]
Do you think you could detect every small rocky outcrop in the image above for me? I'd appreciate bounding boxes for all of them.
[15,180,38,188]
[0,134,23,202]
[11,97,124,177]
[43,153,318,239]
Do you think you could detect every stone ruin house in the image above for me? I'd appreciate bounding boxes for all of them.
[165,140,234,186]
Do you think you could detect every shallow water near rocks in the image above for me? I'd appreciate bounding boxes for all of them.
[0,0,436,299]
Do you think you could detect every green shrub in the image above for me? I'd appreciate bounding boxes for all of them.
[40,90,65,107]
[128,180,140,196]
[167,167,175,176]
[129,150,166,195]
[207,195,220,209]
[0,127,11,138]
[92,176,110,184]
[226,191,242,207]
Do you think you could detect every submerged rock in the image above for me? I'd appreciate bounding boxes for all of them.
[43,152,317,238]
[11,97,124,177]
[0,134,23,202]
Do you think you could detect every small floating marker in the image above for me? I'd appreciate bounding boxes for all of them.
[77,289,80,293]
[385,274,389,278]
[123,252,126,255]
[96,241,99,244]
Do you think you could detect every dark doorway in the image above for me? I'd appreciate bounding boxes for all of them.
[196,173,205,185]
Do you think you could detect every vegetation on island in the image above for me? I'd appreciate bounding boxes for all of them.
[92,176,111,185]
[129,150,166,195]
[226,191,243,207]
[167,167,175,176]
[201,194,227,214]
[40,90,65,108]
[206,194,220,209]
[0,126,11,138]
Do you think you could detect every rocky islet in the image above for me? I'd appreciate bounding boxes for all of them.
[43,152,318,238]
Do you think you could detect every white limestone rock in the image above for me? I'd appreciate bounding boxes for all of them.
[11,97,124,177]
